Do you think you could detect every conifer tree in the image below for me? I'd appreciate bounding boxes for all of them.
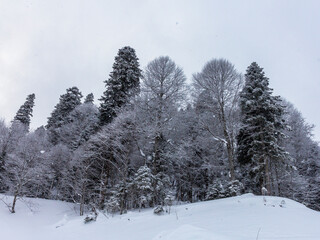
[237,62,287,194]
[13,93,35,131]
[47,87,83,129]
[99,46,142,125]
[46,87,82,144]
[84,93,94,104]
[131,165,154,209]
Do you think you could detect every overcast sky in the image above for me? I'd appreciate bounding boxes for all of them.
[0,0,319,141]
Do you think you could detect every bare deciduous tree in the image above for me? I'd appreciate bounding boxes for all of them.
[193,59,243,180]
[142,56,187,175]
[5,131,46,213]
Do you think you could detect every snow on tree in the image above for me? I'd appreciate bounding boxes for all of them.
[169,106,211,202]
[58,102,99,150]
[130,165,154,209]
[46,87,83,144]
[99,46,142,125]
[46,144,73,200]
[47,87,83,129]
[12,93,35,132]
[206,179,244,200]
[4,131,48,213]
[237,62,288,194]
[193,59,243,181]
[63,146,100,216]
[83,109,141,212]
[141,56,187,175]
[84,93,94,104]
[0,119,10,191]
[281,100,320,210]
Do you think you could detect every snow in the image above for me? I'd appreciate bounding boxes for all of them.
[1,193,320,240]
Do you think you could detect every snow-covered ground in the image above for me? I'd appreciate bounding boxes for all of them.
[1,194,320,240]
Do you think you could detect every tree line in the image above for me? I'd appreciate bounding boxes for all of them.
[0,46,319,215]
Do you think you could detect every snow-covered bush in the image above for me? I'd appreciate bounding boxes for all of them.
[227,180,244,196]
[206,181,226,200]
[206,180,244,200]
[84,212,98,224]
[130,165,154,209]
[153,205,164,215]
[105,195,120,214]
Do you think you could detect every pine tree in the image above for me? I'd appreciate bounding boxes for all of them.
[99,46,142,125]
[237,62,287,195]
[13,93,35,131]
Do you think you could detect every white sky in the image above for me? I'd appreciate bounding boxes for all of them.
[0,0,319,141]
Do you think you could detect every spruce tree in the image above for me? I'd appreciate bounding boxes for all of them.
[131,165,154,208]
[47,87,83,129]
[237,62,287,195]
[84,93,94,104]
[46,87,82,144]
[99,46,141,125]
[13,93,35,131]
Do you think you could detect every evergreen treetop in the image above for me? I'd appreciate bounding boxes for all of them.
[84,93,94,104]
[46,87,82,129]
[13,93,35,131]
[99,46,142,125]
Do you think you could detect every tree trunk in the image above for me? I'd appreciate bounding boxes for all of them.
[11,193,18,213]
[226,142,235,181]
[274,162,281,196]
[220,105,235,181]
[80,183,86,216]
[265,158,271,194]
[99,170,109,209]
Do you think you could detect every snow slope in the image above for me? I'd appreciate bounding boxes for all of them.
[1,194,320,240]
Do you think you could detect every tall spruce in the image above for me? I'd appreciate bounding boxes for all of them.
[237,62,287,195]
[13,93,35,131]
[99,46,142,125]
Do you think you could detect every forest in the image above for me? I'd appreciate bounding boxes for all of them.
[0,46,319,216]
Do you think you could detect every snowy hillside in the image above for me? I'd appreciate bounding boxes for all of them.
[1,194,320,240]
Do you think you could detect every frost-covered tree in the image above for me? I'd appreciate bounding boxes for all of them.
[47,87,83,129]
[84,93,94,104]
[0,120,29,192]
[58,102,99,150]
[193,59,243,180]
[12,93,35,132]
[141,56,187,175]
[0,120,10,191]
[99,46,142,125]
[130,165,154,209]
[237,62,288,195]
[46,144,73,200]
[46,87,82,144]
[4,131,48,213]
[83,109,141,212]
[170,106,211,202]
[62,146,99,216]
[281,100,320,210]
